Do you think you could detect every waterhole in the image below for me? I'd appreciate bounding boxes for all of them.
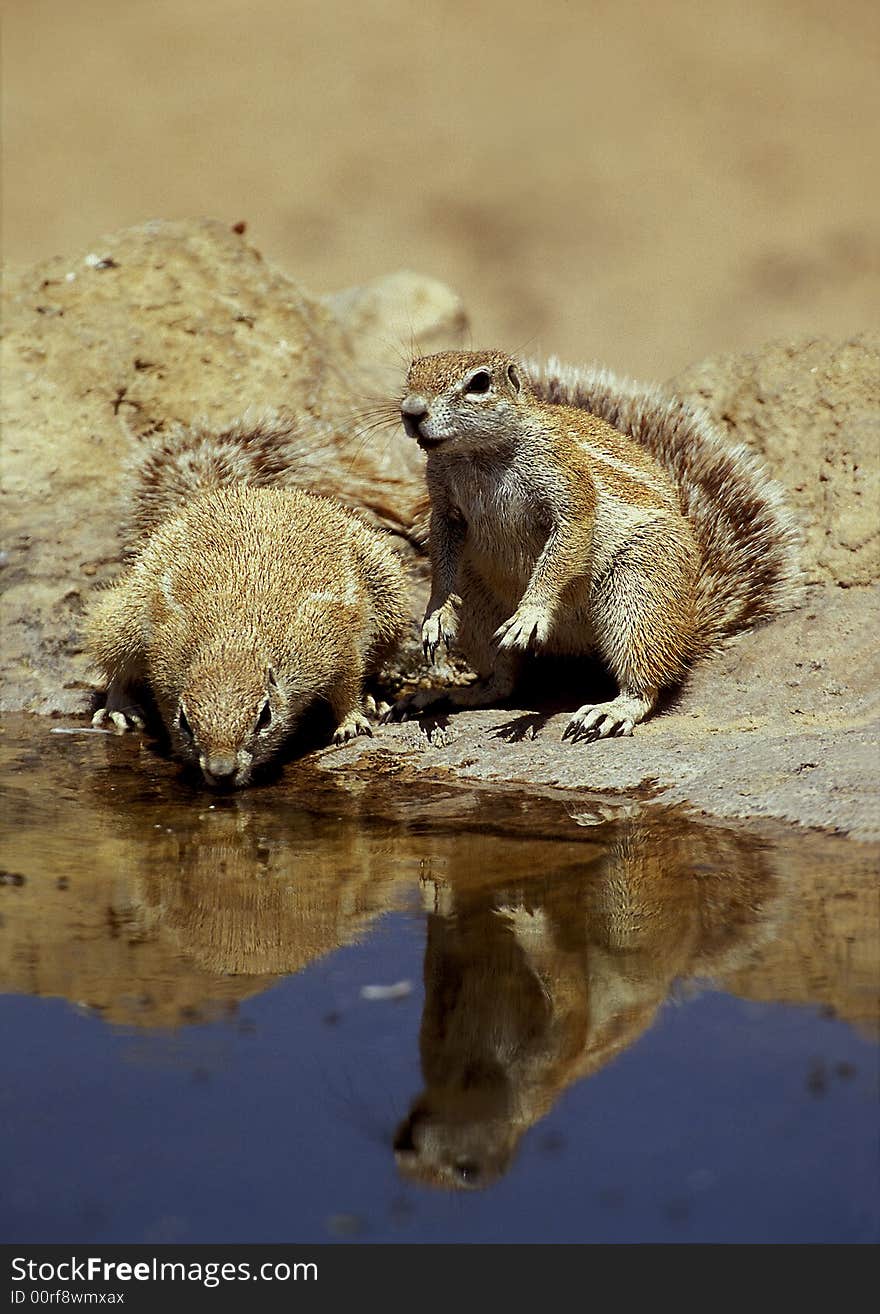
[1,717,877,1243]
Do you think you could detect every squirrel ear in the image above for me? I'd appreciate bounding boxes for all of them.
[267,665,278,689]
[507,363,521,394]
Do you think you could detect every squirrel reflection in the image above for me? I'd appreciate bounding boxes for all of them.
[394,814,778,1190]
[121,802,404,979]
[2,751,411,1026]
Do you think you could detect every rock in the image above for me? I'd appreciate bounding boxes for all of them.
[670,333,880,587]
[0,218,463,713]
[326,270,467,374]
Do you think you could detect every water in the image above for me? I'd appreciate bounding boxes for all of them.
[1,717,878,1244]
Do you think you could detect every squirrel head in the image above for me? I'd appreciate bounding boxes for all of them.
[171,650,300,789]
[401,350,531,453]
[393,1094,517,1192]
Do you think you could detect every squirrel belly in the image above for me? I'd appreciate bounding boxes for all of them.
[394,349,801,741]
[87,427,409,788]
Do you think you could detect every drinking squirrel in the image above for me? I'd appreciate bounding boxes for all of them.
[87,417,409,787]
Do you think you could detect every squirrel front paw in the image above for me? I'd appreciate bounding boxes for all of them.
[493,604,552,652]
[332,708,374,745]
[422,602,459,663]
[92,706,145,734]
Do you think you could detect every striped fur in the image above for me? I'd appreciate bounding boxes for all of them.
[526,357,802,648]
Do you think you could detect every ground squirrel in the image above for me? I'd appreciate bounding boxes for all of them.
[393,349,800,739]
[87,419,409,787]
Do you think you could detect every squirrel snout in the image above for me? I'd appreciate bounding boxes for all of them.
[201,753,238,787]
[401,394,429,441]
[401,392,429,417]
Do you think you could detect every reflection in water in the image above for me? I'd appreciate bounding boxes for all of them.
[395,819,780,1188]
[1,717,878,1199]
[0,725,414,1025]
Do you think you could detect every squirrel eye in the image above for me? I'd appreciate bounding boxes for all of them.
[178,706,193,740]
[454,1159,481,1183]
[465,371,492,395]
[256,700,272,733]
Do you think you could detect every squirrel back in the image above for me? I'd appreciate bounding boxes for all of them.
[525,357,802,647]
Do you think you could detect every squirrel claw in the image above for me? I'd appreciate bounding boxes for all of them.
[563,720,597,744]
[332,712,373,745]
[564,697,643,744]
[421,606,458,665]
[363,694,391,721]
[493,605,551,652]
[381,687,451,723]
[92,706,145,734]
[380,697,411,724]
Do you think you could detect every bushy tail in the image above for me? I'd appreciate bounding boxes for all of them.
[526,357,802,647]
[124,411,336,550]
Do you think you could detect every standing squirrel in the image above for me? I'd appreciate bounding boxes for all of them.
[393,350,800,740]
[87,418,408,788]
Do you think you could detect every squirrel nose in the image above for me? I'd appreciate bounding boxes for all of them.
[401,393,428,417]
[202,754,237,784]
[401,395,428,440]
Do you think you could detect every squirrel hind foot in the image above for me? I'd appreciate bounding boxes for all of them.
[381,687,453,723]
[563,691,654,743]
[362,693,392,720]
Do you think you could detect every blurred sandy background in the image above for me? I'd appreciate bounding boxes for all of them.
[3,0,878,378]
